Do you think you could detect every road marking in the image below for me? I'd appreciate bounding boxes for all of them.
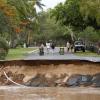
[27,49,39,54]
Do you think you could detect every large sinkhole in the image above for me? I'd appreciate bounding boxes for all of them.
[0,60,100,87]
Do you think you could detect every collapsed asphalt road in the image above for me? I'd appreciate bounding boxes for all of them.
[0,60,100,87]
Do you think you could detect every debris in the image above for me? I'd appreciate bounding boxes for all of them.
[92,73,100,87]
[80,75,92,86]
[66,74,82,87]
[3,71,25,87]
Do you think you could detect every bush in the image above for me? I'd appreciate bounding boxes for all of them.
[0,37,9,60]
[86,45,98,53]
[78,26,100,43]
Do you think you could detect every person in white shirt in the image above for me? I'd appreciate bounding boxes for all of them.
[66,41,70,52]
[46,42,51,54]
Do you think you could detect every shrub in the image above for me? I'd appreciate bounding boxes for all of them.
[78,26,100,43]
[0,37,9,60]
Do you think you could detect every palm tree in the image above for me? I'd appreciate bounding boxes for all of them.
[7,0,44,19]
[35,0,45,10]
[7,0,44,47]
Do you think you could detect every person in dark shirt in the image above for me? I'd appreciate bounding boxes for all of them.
[51,42,55,54]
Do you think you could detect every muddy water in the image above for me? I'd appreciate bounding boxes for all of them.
[0,87,100,100]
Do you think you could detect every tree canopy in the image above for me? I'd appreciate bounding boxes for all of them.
[0,0,100,48]
[51,0,100,30]
[0,0,44,47]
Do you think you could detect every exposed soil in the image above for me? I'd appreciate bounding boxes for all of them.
[0,60,100,87]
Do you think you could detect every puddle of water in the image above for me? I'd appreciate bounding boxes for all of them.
[0,87,100,100]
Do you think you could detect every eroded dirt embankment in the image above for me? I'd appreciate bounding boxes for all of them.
[0,60,100,87]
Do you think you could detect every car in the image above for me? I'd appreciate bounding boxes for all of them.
[74,41,85,52]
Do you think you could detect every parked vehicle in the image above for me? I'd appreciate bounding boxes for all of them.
[74,41,85,52]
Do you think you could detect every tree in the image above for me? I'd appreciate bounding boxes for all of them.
[7,0,44,21]
[51,0,100,43]
[32,10,71,45]
[6,0,44,47]
[80,0,100,29]
[51,0,86,31]
[51,0,100,30]
[0,0,18,41]
[78,26,100,43]
[51,0,86,41]
[0,37,9,60]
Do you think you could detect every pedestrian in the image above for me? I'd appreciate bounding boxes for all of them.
[40,43,44,48]
[66,41,70,52]
[46,41,51,54]
[51,42,55,54]
[23,43,26,48]
[39,43,44,55]
[70,43,73,53]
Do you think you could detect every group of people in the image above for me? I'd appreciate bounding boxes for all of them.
[39,41,73,55]
[46,42,55,54]
[40,41,56,54]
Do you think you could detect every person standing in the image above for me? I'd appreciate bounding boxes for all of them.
[51,42,55,54]
[46,41,51,54]
[40,43,44,48]
[66,41,70,52]
[39,43,44,56]
[70,43,73,53]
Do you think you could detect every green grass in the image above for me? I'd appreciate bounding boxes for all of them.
[6,48,35,60]
[75,51,100,57]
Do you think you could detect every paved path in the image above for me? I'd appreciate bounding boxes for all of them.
[25,47,100,62]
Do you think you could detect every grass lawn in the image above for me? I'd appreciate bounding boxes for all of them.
[75,51,100,57]
[6,48,36,60]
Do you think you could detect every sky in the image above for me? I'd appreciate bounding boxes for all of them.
[36,0,66,12]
